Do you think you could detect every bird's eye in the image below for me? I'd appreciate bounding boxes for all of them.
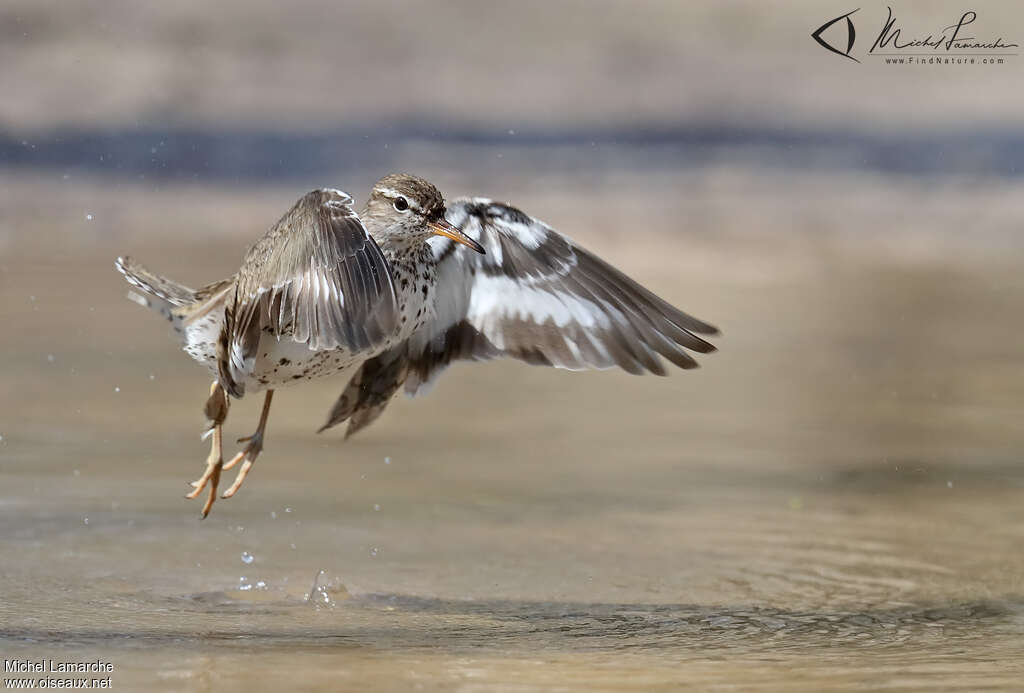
[393,197,409,212]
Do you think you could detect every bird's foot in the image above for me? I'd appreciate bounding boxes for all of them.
[185,433,223,518]
[220,431,264,499]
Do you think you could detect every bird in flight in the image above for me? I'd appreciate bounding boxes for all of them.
[116,174,718,516]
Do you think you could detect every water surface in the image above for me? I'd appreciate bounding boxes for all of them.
[2,171,1023,691]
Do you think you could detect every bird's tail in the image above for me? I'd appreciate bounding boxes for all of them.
[115,255,197,321]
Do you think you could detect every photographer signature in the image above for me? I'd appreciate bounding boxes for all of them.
[870,7,1018,53]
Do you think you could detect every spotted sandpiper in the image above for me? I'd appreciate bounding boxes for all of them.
[116,173,717,516]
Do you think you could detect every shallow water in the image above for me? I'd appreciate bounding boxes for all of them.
[2,173,1024,690]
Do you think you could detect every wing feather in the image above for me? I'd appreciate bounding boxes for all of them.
[217,188,398,397]
[405,198,717,392]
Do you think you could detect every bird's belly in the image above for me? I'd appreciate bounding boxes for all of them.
[245,336,361,391]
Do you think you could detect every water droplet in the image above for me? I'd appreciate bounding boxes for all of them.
[373,504,381,512]
[148,374,155,381]
[508,129,516,135]
[73,469,80,477]
[270,511,277,519]
[85,213,93,221]
[284,507,292,513]
[255,580,266,589]
[83,517,89,525]
[370,547,379,557]
[290,543,296,550]
[241,551,254,564]
[947,480,954,488]
[46,354,55,363]
[384,457,391,465]
[114,386,120,393]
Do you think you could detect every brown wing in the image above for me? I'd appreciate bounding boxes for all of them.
[218,188,398,397]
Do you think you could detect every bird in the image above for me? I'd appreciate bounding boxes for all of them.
[115,173,718,517]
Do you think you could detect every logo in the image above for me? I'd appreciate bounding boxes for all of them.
[812,6,1018,64]
[812,9,860,62]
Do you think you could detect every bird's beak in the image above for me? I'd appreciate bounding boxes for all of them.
[428,219,485,254]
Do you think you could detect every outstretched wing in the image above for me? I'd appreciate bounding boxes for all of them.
[218,188,398,397]
[319,197,718,437]
[401,198,718,393]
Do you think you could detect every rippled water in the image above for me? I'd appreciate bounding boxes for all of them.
[2,173,1024,690]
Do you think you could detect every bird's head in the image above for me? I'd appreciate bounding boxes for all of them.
[364,173,483,253]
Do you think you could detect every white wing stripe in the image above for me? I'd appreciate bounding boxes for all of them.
[467,276,612,330]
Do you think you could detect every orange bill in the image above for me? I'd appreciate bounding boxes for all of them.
[428,219,485,254]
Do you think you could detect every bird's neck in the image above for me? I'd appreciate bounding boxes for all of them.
[376,234,433,267]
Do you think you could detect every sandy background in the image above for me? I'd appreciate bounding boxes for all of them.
[2,0,1023,131]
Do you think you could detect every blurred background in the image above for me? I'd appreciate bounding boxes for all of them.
[2,1,1023,691]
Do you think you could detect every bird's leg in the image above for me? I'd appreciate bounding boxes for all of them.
[186,381,230,518]
[221,389,274,499]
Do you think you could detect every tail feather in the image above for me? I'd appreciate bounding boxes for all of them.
[115,256,196,319]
